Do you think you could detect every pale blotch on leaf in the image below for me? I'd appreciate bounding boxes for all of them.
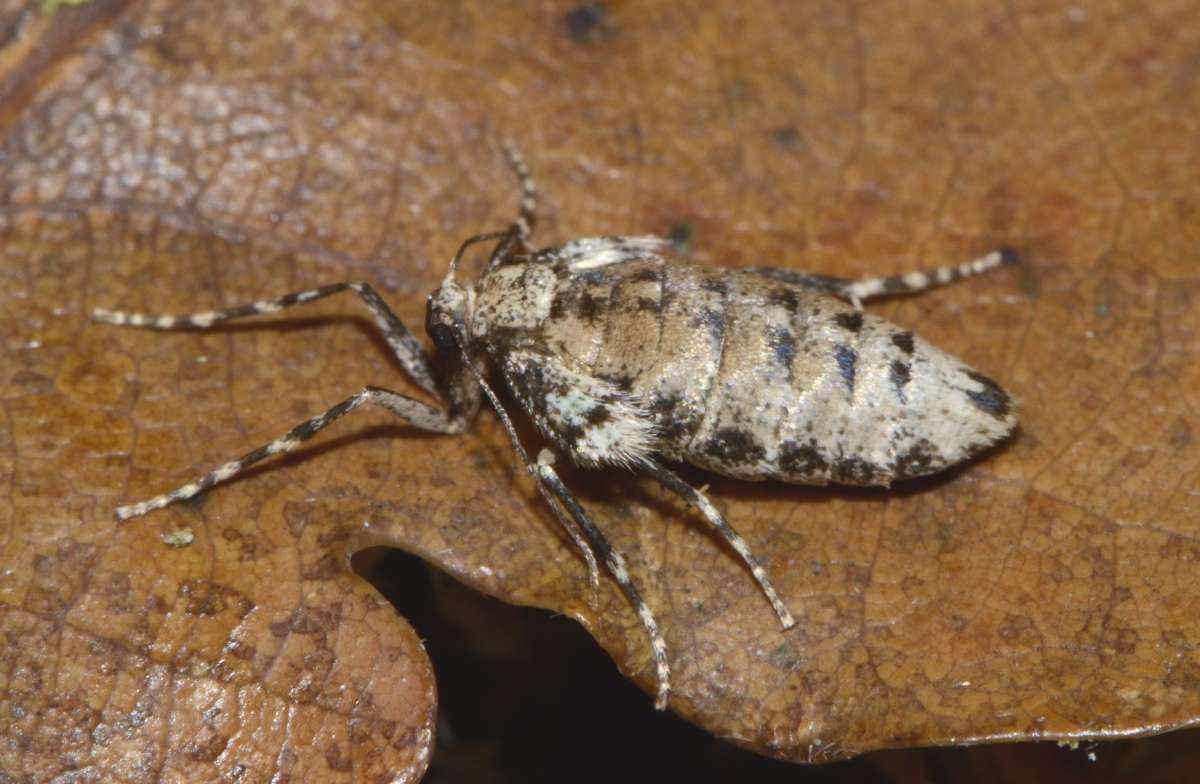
[40,0,92,15]
[161,527,195,547]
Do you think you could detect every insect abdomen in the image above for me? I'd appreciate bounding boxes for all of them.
[545,257,1017,486]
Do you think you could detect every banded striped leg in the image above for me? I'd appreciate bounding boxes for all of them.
[501,139,538,245]
[115,386,461,520]
[448,344,603,594]
[93,281,441,398]
[479,141,541,273]
[642,459,796,630]
[536,449,671,710]
[749,247,1018,309]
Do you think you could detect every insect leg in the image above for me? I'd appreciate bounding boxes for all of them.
[839,248,1018,305]
[542,489,603,595]
[743,267,848,295]
[114,386,462,520]
[536,449,671,710]
[641,459,796,630]
[451,342,605,592]
[478,142,541,272]
[747,248,1017,309]
[501,139,537,244]
[94,282,441,398]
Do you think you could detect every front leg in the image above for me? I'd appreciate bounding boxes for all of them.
[94,280,443,398]
[114,387,466,520]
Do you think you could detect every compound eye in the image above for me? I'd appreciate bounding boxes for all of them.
[428,322,458,354]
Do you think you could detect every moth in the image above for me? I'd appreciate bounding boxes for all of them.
[95,144,1018,710]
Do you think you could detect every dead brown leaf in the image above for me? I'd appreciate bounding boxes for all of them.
[2,0,1199,778]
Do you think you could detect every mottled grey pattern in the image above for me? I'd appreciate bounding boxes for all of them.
[473,246,1018,487]
[94,146,1018,713]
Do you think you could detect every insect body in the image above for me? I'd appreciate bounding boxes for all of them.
[95,145,1018,711]
[480,240,1017,489]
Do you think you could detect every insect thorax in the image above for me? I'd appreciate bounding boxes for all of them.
[469,261,560,339]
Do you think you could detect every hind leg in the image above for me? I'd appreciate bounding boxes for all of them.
[641,460,795,630]
[748,248,1017,309]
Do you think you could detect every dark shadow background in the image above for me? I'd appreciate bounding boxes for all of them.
[356,548,1200,784]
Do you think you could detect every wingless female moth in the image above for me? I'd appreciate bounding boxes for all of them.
[95,143,1018,710]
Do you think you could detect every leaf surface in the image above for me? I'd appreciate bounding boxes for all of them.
[1,0,1198,777]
